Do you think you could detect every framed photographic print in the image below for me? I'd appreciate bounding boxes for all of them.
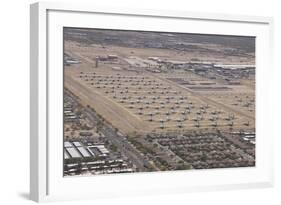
[30,2,274,202]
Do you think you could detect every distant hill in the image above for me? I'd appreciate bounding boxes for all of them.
[64,28,255,54]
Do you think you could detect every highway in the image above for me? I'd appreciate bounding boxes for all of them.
[64,74,148,133]
[67,91,153,172]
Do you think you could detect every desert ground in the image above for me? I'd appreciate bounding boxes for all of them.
[63,29,255,175]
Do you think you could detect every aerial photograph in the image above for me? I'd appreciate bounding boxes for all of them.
[63,28,255,176]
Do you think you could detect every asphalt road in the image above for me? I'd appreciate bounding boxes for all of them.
[82,102,153,172]
[65,75,143,133]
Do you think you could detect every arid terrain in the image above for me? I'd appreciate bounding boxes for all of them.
[63,28,255,176]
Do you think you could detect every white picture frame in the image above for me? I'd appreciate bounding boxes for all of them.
[30,1,274,202]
